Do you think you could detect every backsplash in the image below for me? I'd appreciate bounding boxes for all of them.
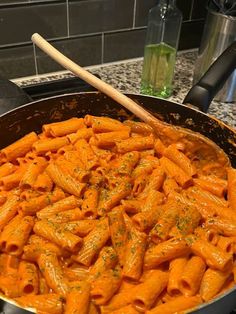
[0,0,207,79]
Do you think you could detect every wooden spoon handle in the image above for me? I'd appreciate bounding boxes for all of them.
[31,33,157,126]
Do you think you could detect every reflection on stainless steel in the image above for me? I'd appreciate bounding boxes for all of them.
[0,301,32,314]
[194,8,236,102]
[0,294,34,314]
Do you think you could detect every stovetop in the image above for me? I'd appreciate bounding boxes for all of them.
[22,76,97,100]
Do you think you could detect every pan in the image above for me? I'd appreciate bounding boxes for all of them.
[0,43,235,314]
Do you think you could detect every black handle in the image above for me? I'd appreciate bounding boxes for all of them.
[183,41,236,112]
[0,77,32,115]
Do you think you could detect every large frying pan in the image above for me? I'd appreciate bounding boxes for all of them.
[0,44,236,314]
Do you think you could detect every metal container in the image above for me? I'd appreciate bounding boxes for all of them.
[193,7,236,102]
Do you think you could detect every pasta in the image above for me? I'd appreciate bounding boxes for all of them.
[0,115,234,314]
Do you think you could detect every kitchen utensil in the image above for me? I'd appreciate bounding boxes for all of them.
[194,3,236,102]
[208,0,236,15]
[31,33,236,169]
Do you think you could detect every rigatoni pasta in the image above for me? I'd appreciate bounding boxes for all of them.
[0,114,234,314]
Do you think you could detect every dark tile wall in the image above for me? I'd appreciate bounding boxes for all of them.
[0,0,208,79]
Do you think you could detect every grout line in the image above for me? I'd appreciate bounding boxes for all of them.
[182,18,205,23]
[66,0,70,37]
[0,0,64,9]
[189,0,194,20]
[11,49,198,83]
[0,26,147,50]
[101,33,104,64]
[33,43,39,75]
[132,0,137,29]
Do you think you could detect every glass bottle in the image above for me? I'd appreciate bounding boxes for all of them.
[141,0,182,98]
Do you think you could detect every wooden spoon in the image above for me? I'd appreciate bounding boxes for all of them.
[31,33,230,173]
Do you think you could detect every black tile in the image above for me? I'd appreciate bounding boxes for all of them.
[0,2,67,46]
[176,0,193,20]
[0,0,62,5]
[69,0,134,36]
[36,34,102,74]
[30,0,63,2]
[135,0,193,27]
[179,20,205,50]
[191,0,208,19]
[104,28,146,63]
[135,0,157,27]
[0,44,36,79]
[0,0,29,5]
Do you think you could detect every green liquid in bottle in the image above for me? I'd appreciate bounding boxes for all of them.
[141,42,176,98]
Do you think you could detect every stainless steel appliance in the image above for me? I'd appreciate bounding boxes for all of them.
[194,6,236,102]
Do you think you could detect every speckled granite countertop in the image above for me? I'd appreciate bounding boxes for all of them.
[13,50,236,128]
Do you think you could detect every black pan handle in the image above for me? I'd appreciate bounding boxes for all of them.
[183,41,236,112]
[0,76,32,115]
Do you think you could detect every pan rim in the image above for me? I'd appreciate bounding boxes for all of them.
[0,91,235,133]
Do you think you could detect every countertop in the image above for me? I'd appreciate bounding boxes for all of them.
[13,50,236,129]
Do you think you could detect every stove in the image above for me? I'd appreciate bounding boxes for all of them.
[21,76,98,101]
[0,75,98,116]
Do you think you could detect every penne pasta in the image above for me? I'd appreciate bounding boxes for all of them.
[47,208,82,223]
[123,227,147,281]
[20,157,47,189]
[186,234,233,271]
[144,238,190,269]
[116,135,154,153]
[18,261,39,295]
[33,136,69,155]
[38,252,69,296]
[228,168,236,210]
[33,172,53,192]
[65,281,91,314]
[108,304,139,314]
[63,219,97,237]
[34,220,82,253]
[0,115,233,314]
[167,256,188,296]
[123,120,153,135]
[67,127,94,144]
[73,218,110,266]
[0,162,16,178]
[0,132,38,162]
[74,139,99,170]
[37,195,80,219]
[160,156,192,188]
[0,192,19,230]
[43,117,85,137]
[19,187,65,215]
[64,265,89,282]
[95,131,130,148]
[81,187,99,218]
[91,267,122,305]
[89,246,118,280]
[131,270,168,311]
[150,200,180,242]
[146,295,202,314]
[46,162,86,197]
[108,206,127,266]
[5,215,34,256]
[98,182,131,216]
[85,115,130,133]
[200,267,232,301]
[179,256,206,296]
[164,144,197,177]
[132,190,164,231]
